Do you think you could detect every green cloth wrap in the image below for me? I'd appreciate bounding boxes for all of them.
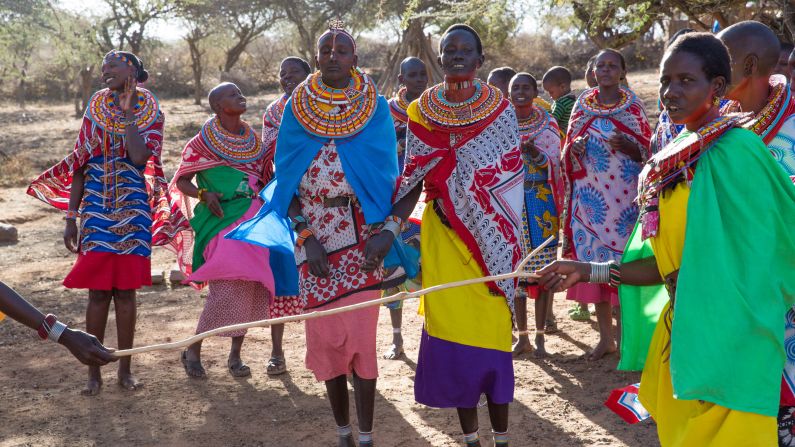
[620,128,795,416]
[191,165,253,272]
[617,223,667,372]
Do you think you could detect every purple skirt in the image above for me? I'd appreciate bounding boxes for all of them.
[415,329,514,408]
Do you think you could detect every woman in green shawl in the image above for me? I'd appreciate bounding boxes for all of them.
[538,33,795,446]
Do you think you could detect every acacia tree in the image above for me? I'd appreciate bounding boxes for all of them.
[175,0,217,104]
[375,0,521,95]
[217,0,282,74]
[276,0,376,63]
[97,0,176,54]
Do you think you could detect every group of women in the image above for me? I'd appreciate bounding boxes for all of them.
[14,16,795,447]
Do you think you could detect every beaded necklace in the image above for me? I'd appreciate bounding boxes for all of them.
[87,88,159,135]
[578,86,634,117]
[722,75,790,142]
[389,87,410,124]
[417,79,503,129]
[200,116,263,163]
[637,115,738,239]
[517,105,550,140]
[264,94,288,128]
[291,67,377,138]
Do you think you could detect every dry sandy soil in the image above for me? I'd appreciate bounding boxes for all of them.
[0,70,663,447]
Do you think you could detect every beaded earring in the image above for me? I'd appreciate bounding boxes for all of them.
[712,95,721,106]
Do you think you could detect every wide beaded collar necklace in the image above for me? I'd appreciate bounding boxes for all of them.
[87,87,160,134]
[200,116,263,163]
[291,67,378,139]
[417,79,503,129]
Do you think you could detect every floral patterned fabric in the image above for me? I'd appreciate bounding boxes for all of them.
[296,141,383,309]
[561,87,651,265]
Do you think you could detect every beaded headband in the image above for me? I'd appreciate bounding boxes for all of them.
[318,19,357,55]
[103,50,134,67]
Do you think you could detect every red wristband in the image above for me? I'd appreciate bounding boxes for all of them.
[38,314,57,340]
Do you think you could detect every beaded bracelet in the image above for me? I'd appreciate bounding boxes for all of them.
[197,188,207,202]
[37,314,67,342]
[290,215,307,231]
[382,215,404,237]
[64,209,79,220]
[608,262,622,288]
[296,227,315,248]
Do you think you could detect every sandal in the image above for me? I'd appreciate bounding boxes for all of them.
[181,350,207,379]
[266,356,287,376]
[382,344,404,360]
[228,358,251,377]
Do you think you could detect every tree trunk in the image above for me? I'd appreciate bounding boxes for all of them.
[77,65,95,117]
[187,36,204,105]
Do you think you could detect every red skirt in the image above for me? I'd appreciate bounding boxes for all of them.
[63,252,151,291]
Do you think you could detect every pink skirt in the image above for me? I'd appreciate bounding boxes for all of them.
[304,290,380,381]
[64,252,151,291]
[566,282,619,306]
[195,280,270,337]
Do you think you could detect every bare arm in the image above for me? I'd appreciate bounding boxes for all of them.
[64,167,85,253]
[0,281,116,365]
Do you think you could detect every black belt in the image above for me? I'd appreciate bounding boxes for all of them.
[323,196,355,208]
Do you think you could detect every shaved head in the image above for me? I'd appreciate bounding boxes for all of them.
[400,57,426,75]
[208,82,238,114]
[718,21,780,77]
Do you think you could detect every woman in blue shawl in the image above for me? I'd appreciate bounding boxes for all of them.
[229,23,397,447]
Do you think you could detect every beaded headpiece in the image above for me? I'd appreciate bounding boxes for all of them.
[103,50,134,67]
[318,19,357,55]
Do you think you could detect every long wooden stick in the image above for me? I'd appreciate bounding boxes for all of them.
[112,236,556,357]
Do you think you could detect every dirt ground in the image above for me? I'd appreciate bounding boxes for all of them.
[0,71,662,447]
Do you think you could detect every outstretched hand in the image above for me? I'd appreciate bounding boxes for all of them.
[362,231,394,272]
[59,328,118,366]
[535,260,591,292]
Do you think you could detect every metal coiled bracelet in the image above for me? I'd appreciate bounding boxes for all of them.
[588,261,621,288]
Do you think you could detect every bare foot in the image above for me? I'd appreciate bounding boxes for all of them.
[81,377,103,396]
[118,372,143,391]
[533,334,548,359]
[587,339,617,361]
[511,335,533,357]
[338,435,355,447]
[383,335,404,360]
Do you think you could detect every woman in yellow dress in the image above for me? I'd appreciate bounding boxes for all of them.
[538,32,795,446]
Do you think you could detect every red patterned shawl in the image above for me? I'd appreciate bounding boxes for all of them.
[26,88,188,246]
[395,97,524,304]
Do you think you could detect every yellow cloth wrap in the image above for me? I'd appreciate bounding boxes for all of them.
[640,183,776,446]
[420,201,512,352]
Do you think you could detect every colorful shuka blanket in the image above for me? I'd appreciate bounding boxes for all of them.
[560,86,651,266]
[517,105,562,272]
[27,87,188,248]
[395,80,524,306]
